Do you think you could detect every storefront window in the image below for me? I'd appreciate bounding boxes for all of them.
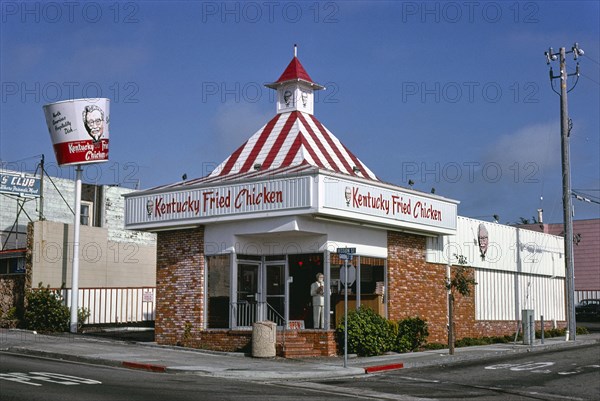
[288,253,324,329]
[330,254,386,327]
[207,255,230,328]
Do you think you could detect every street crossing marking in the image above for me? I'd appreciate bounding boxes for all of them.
[0,372,101,386]
[485,362,555,372]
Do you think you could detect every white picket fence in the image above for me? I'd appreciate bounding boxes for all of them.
[54,287,156,325]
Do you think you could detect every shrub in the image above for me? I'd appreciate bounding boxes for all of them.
[78,307,91,329]
[24,283,70,333]
[423,342,447,350]
[395,317,429,353]
[336,306,396,356]
[4,306,18,320]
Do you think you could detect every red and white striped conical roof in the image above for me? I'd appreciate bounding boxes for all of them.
[208,110,378,181]
[265,56,325,90]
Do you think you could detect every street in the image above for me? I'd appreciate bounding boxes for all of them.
[0,352,356,401]
[1,343,599,401]
[304,343,600,400]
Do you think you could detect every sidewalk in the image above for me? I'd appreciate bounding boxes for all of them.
[1,328,599,381]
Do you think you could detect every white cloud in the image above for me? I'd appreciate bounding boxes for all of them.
[212,102,272,150]
[483,121,561,171]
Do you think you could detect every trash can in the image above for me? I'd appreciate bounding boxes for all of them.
[252,321,276,357]
[522,309,535,345]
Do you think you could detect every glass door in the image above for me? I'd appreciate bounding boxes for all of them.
[236,263,259,327]
[265,264,285,326]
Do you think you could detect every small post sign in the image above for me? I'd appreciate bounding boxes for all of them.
[337,247,356,368]
[337,247,356,258]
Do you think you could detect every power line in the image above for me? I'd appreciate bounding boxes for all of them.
[583,54,600,66]
[0,154,43,166]
[572,190,600,203]
[567,64,600,86]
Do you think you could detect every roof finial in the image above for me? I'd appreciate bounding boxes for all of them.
[294,44,297,58]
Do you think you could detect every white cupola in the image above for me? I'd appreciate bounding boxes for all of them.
[265,45,325,115]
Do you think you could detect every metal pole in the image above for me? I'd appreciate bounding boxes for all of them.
[559,47,576,341]
[541,315,545,344]
[529,315,534,345]
[70,165,83,333]
[343,257,348,368]
[39,154,44,220]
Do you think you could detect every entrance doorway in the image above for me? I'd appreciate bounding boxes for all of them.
[265,263,285,323]
[236,263,259,327]
[233,253,325,329]
[235,256,286,328]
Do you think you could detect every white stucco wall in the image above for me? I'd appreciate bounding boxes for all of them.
[30,220,156,288]
[204,215,387,258]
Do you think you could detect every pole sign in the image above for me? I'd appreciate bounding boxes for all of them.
[337,247,356,260]
[43,98,110,166]
[339,263,356,287]
[0,171,41,197]
[337,246,356,369]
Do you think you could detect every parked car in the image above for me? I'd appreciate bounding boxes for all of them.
[575,299,600,319]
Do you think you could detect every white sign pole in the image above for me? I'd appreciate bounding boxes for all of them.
[344,256,348,368]
[70,165,83,333]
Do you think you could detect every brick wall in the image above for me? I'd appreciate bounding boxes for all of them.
[181,329,337,357]
[156,227,563,354]
[387,231,540,344]
[155,227,205,345]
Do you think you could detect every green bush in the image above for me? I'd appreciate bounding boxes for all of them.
[336,306,396,356]
[395,317,429,353]
[24,283,70,333]
[336,308,431,356]
[423,342,447,350]
[78,307,91,329]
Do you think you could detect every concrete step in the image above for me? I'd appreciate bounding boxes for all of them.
[283,350,323,358]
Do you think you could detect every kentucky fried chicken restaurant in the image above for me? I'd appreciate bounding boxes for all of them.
[123,54,565,357]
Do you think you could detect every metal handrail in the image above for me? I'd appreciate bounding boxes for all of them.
[231,301,286,327]
[265,302,285,326]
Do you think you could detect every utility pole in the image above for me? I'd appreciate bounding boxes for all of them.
[545,43,584,341]
[38,154,44,221]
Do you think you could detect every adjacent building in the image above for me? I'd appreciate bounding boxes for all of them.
[519,218,600,303]
[0,168,156,325]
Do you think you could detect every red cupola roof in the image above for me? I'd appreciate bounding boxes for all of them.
[266,54,324,90]
[276,57,314,83]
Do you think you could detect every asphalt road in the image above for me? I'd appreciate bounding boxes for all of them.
[2,344,599,401]
[304,343,600,400]
[0,352,357,401]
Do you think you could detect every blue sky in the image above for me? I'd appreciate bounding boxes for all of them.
[1,1,599,224]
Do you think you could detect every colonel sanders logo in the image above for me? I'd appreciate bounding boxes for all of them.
[478,223,489,259]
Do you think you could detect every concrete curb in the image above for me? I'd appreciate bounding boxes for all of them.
[5,347,124,370]
[351,336,600,371]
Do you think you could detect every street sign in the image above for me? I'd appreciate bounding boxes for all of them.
[340,264,356,286]
[337,246,357,370]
